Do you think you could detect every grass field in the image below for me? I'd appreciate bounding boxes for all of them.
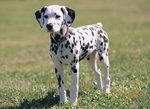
[0,0,150,108]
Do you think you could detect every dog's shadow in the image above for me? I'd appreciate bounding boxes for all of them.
[12,90,59,109]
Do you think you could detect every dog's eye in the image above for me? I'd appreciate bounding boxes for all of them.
[44,15,48,19]
[55,15,61,19]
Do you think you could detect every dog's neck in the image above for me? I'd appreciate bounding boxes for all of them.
[50,32,67,47]
[50,24,69,46]
[61,23,69,37]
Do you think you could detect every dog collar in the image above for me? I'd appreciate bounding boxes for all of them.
[61,21,69,37]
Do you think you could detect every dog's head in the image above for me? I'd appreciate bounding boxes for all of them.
[35,5,75,34]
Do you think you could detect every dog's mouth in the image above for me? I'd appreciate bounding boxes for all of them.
[46,29,61,35]
[46,27,57,33]
[46,29,53,32]
[46,28,61,34]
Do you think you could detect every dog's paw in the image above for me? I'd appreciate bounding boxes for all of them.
[104,87,111,94]
[59,98,68,104]
[94,81,103,91]
[70,97,78,106]
[71,101,77,106]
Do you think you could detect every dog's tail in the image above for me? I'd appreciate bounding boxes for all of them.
[96,22,103,28]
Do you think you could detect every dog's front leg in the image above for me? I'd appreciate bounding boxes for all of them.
[70,61,79,105]
[53,60,67,104]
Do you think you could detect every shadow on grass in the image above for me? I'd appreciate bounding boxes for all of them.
[6,90,59,109]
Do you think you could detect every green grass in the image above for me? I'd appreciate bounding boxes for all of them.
[0,0,150,108]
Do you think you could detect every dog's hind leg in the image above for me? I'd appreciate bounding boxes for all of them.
[100,52,110,93]
[98,50,110,93]
[88,51,103,91]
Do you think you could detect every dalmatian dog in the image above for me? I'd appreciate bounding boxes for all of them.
[35,5,110,105]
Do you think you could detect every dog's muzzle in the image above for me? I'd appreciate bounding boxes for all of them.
[46,23,53,31]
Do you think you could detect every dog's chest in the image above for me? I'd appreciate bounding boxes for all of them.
[50,34,80,63]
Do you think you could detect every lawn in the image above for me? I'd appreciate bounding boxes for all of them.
[0,0,150,108]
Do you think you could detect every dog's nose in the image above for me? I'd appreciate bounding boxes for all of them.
[46,23,53,31]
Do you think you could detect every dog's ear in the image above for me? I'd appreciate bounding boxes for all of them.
[35,6,47,28]
[61,6,75,26]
